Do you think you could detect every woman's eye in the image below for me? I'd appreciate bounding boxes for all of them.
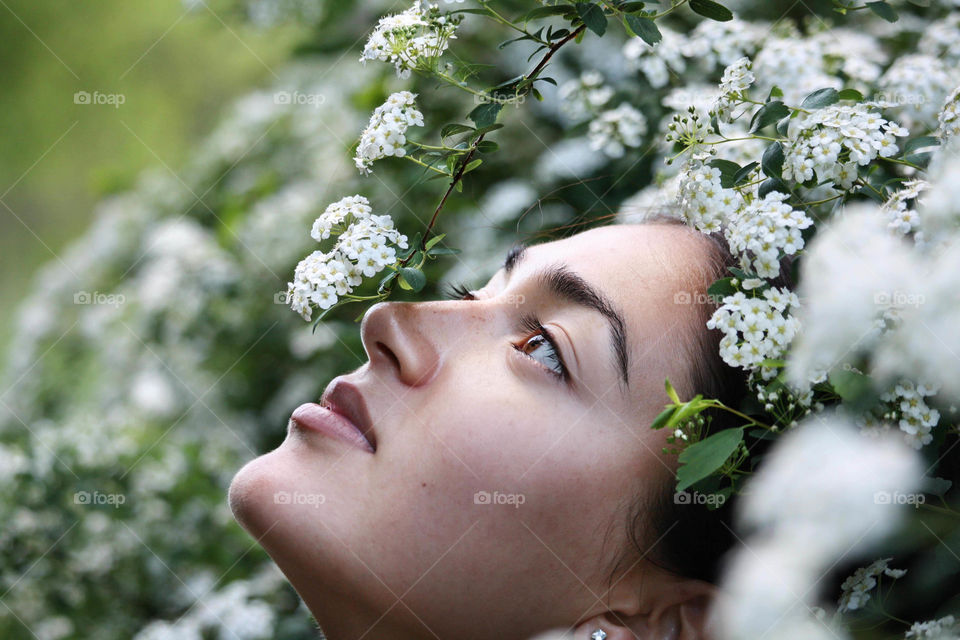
[516,320,568,382]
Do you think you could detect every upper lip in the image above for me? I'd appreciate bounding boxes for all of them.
[320,378,376,452]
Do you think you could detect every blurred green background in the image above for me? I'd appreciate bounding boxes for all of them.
[0,0,302,354]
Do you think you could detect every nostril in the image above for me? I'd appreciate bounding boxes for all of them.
[376,341,401,374]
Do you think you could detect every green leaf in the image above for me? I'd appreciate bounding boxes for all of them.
[426,247,460,256]
[837,88,864,102]
[620,1,648,11]
[650,406,676,430]
[377,270,399,293]
[761,141,784,178]
[424,233,446,251]
[708,159,741,188]
[676,427,744,491]
[463,158,483,174]
[766,85,783,101]
[828,369,879,413]
[575,2,607,36]
[467,102,503,128]
[800,87,839,110]
[707,277,736,298]
[689,0,733,22]
[624,14,661,45]
[398,267,427,293]
[440,123,474,138]
[732,161,759,185]
[750,100,789,133]
[477,140,499,153]
[776,115,791,137]
[904,136,940,155]
[665,378,681,404]
[758,177,787,198]
[866,0,898,22]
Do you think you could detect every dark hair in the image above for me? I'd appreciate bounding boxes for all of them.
[607,212,795,586]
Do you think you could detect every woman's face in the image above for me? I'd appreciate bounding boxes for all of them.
[230,224,715,640]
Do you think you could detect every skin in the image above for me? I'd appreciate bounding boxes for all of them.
[230,224,718,640]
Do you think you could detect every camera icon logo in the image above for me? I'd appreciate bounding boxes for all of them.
[473,490,491,505]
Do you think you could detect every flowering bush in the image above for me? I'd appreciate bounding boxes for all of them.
[3,0,960,638]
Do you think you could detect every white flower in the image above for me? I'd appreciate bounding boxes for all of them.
[937,84,960,143]
[288,195,408,320]
[881,179,929,237]
[724,191,812,279]
[877,54,959,132]
[588,103,647,158]
[558,71,615,123]
[782,103,908,190]
[837,557,906,612]
[787,204,916,387]
[354,91,424,174]
[707,287,801,374]
[622,26,687,89]
[676,161,743,233]
[359,1,460,79]
[906,615,960,639]
[711,56,755,123]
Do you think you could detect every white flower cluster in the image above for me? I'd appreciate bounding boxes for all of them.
[716,415,922,640]
[878,380,941,449]
[359,1,459,79]
[711,56,755,122]
[881,178,928,237]
[938,84,960,142]
[288,195,408,320]
[676,162,742,233]
[354,91,424,174]
[682,18,767,73]
[837,557,906,613]
[782,103,908,190]
[558,71,614,123]
[588,103,648,158]
[707,288,801,377]
[877,54,958,131]
[622,26,687,89]
[751,34,840,106]
[724,191,812,279]
[906,615,960,639]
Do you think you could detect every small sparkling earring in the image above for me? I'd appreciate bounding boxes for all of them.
[590,630,607,640]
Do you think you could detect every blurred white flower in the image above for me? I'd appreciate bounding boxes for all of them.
[588,103,648,158]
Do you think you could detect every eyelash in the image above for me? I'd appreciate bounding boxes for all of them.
[443,281,570,383]
[443,281,475,301]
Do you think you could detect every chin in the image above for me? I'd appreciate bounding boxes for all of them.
[228,449,289,538]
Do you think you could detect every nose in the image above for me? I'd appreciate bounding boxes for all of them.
[360,301,441,387]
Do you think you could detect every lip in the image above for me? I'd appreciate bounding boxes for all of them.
[290,378,376,453]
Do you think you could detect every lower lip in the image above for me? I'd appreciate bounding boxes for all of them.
[290,403,374,453]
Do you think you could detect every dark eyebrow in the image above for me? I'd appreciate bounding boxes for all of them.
[504,244,527,274]
[502,244,630,388]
